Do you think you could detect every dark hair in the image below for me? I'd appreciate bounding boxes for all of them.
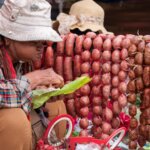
[70,28,100,35]
[0,35,4,46]
[0,35,12,79]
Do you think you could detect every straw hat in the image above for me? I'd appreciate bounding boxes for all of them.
[0,0,62,42]
[56,0,111,34]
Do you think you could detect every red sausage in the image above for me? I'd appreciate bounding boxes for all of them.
[74,55,81,77]
[83,37,92,50]
[55,56,63,77]
[65,33,76,56]
[56,35,66,56]
[93,36,103,50]
[75,35,85,54]
[45,46,54,68]
[64,57,73,81]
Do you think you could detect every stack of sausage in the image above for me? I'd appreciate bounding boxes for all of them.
[100,36,113,139]
[91,34,103,138]
[44,33,130,139]
[34,33,150,146]
[140,37,150,148]
[110,36,129,135]
[127,35,150,149]
[63,34,76,117]
[127,35,142,149]
[78,35,92,133]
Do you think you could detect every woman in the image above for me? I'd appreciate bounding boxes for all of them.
[0,0,63,149]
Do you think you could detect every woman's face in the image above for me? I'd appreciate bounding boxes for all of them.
[6,39,45,62]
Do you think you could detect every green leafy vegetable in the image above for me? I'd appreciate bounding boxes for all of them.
[32,76,91,109]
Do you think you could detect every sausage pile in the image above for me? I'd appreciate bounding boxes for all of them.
[33,33,150,147]
[127,35,150,149]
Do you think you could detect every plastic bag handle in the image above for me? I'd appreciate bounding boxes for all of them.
[43,114,74,147]
[105,127,126,150]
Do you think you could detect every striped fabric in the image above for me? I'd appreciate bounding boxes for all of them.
[0,69,32,114]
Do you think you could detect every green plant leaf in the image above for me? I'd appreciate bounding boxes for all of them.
[32,76,91,109]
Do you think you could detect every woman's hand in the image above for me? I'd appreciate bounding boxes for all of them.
[24,68,64,89]
[48,68,64,88]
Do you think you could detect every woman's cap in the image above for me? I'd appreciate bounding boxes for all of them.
[0,0,62,42]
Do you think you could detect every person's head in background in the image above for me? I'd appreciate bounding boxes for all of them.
[0,0,61,78]
[53,0,112,35]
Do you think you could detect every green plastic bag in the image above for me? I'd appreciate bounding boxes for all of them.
[144,143,150,150]
[32,76,91,109]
